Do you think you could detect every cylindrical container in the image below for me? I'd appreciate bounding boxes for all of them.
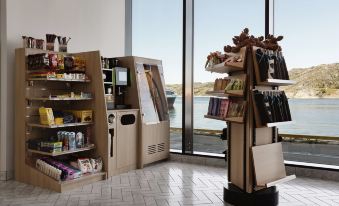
[57,131,63,142]
[59,44,67,52]
[22,36,27,48]
[63,132,69,151]
[36,39,44,50]
[69,132,76,150]
[76,132,84,148]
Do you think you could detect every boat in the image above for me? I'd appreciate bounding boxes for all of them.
[166,89,176,108]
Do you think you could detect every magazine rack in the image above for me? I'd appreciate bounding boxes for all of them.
[205,46,296,205]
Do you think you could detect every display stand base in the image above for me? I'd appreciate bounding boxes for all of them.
[223,183,278,206]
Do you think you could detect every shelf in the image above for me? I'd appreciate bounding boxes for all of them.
[60,172,106,185]
[104,82,113,85]
[27,122,93,128]
[266,121,294,127]
[264,175,296,188]
[102,68,113,71]
[205,47,246,74]
[205,91,228,97]
[23,48,68,55]
[204,115,226,121]
[204,115,244,124]
[258,79,296,86]
[225,116,244,124]
[205,90,244,97]
[27,69,86,74]
[27,97,92,101]
[27,78,90,83]
[205,62,244,74]
[225,90,244,97]
[28,144,95,156]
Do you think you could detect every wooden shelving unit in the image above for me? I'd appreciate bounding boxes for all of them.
[15,48,108,192]
[204,46,296,205]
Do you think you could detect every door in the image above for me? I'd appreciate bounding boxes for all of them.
[116,111,138,169]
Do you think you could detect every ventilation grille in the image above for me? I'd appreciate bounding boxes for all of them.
[157,143,165,152]
[147,143,166,155]
[147,145,157,155]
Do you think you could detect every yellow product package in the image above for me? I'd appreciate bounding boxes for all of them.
[39,107,55,125]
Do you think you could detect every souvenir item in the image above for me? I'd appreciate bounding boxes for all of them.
[90,157,103,173]
[78,158,93,174]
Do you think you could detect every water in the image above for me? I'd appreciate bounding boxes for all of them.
[169,97,339,137]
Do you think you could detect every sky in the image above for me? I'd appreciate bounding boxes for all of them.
[133,0,339,84]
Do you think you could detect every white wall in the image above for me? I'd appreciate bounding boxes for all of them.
[0,0,126,179]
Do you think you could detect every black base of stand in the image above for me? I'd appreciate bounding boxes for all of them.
[223,183,279,206]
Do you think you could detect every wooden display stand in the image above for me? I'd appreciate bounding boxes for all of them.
[15,48,108,192]
[205,46,296,206]
[115,56,170,168]
[15,49,169,192]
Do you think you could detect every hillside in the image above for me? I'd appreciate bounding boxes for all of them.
[166,63,339,98]
[282,63,339,98]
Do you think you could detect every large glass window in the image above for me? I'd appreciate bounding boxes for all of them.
[193,0,264,154]
[275,0,339,166]
[132,0,183,151]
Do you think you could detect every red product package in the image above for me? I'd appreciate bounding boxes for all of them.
[48,54,58,69]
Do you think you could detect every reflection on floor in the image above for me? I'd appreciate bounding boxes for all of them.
[1,161,339,206]
[171,131,226,154]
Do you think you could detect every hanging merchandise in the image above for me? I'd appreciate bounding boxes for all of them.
[255,48,289,81]
[253,90,291,124]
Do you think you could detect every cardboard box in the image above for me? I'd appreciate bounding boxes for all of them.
[70,110,93,123]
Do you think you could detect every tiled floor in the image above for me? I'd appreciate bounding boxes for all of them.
[1,161,339,206]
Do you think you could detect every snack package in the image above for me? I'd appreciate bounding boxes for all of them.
[73,56,86,71]
[57,54,64,70]
[39,107,55,125]
[64,56,74,71]
[48,54,58,69]
[78,158,93,174]
[90,157,103,173]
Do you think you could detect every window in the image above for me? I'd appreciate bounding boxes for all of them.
[275,0,339,166]
[132,0,183,151]
[193,0,264,154]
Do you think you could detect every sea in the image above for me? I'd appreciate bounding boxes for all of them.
[169,97,339,137]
